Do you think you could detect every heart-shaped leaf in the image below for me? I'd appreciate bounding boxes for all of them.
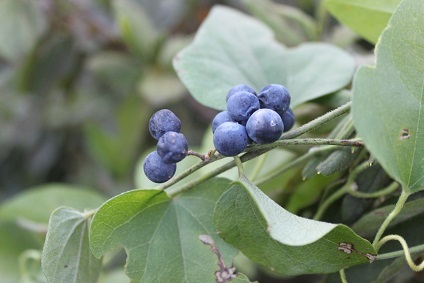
[214,175,376,275]
[326,0,402,44]
[42,207,102,283]
[352,0,424,193]
[90,178,239,283]
[173,5,355,111]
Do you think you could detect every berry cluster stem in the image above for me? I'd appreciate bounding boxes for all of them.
[161,102,353,196]
[280,101,352,140]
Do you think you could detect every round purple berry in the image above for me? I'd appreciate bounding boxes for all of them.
[246,109,284,144]
[227,91,260,125]
[149,109,181,140]
[212,111,234,133]
[157,131,188,163]
[226,84,257,102]
[258,84,291,113]
[143,151,176,183]
[213,122,248,156]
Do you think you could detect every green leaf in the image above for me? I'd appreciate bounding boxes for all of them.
[135,146,202,190]
[352,0,424,193]
[316,148,361,176]
[137,69,187,105]
[243,0,318,46]
[0,0,46,61]
[0,223,42,283]
[214,175,376,275]
[173,5,355,111]
[0,184,105,223]
[85,94,151,178]
[285,174,337,214]
[324,256,410,283]
[87,51,140,95]
[90,178,239,283]
[112,0,162,63]
[352,197,424,238]
[326,0,401,44]
[41,207,101,283]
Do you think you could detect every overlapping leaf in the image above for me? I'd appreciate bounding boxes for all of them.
[352,0,424,193]
[42,207,102,283]
[214,176,376,275]
[90,178,238,283]
[326,0,401,43]
[173,5,355,111]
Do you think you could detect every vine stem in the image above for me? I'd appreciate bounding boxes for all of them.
[246,138,363,152]
[339,269,348,283]
[375,234,424,272]
[372,190,410,247]
[250,153,267,181]
[254,145,336,186]
[279,101,351,140]
[234,156,244,177]
[377,242,424,261]
[348,182,399,199]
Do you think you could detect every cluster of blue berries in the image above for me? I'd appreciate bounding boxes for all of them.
[143,109,188,183]
[212,84,295,156]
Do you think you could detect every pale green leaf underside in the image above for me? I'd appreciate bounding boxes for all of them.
[0,184,105,223]
[326,0,401,43]
[173,5,355,111]
[90,178,238,283]
[352,0,424,193]
[0,0,46,61]
[41,207,102,283]
[214,176,375,275]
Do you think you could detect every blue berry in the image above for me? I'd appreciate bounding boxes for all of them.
[212,111,234,133]
[143,151,176,183]
[149,109,181,140]
[227,91,260,124]
[246,109,284,144]
[258,84,291,113]
[280,108,295,132]
[226,84,256,102]
[213,122,248,156]
[157,131,188,163]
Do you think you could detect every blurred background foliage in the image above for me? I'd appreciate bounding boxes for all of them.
[0,0,384,282]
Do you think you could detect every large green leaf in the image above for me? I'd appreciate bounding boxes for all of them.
[214,175,376,275]
[173,5,355,111]
[0,0,46,61]
[0,184,105,223]
[352,0,424,193]
[326,0,401,44]
[90,178,239,283]
[41,207,102,283]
